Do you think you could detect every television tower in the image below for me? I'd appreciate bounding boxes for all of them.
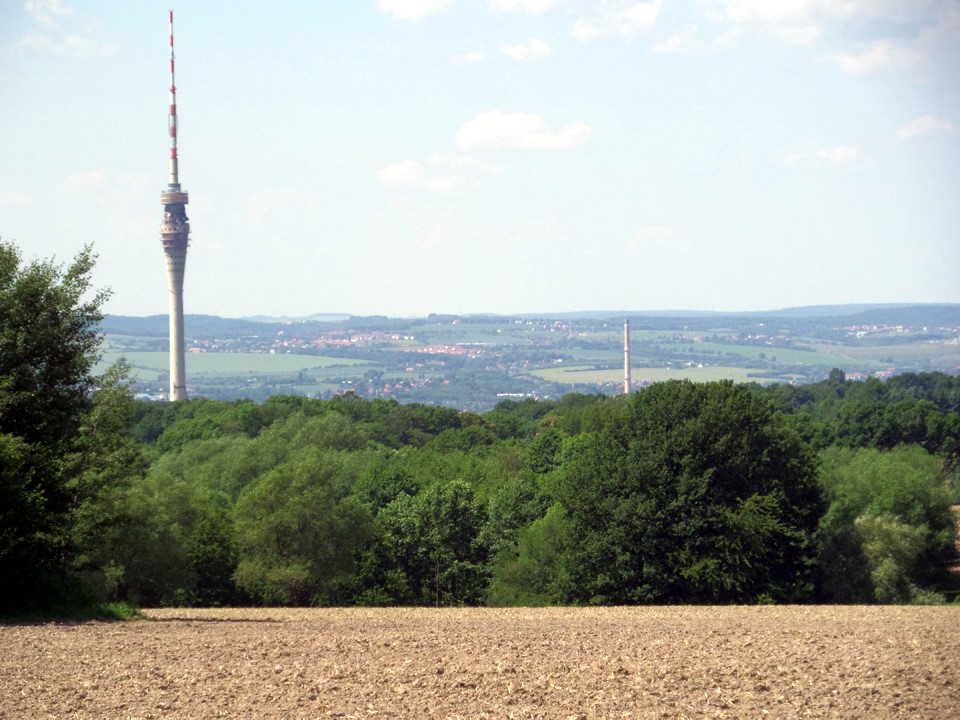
[623,318,631,395]
[159,9,189,400]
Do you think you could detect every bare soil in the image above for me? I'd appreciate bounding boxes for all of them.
[2,606,958,719]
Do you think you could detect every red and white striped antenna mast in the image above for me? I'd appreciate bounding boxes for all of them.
[168,9,179,187]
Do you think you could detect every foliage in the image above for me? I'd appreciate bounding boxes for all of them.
[487,503,571,606]
[0,242,106,449]
[0,241,113,613]
[3,244,957,615]
[0,595,138,622]
[814,446,954,603]
[232,450,373,605]
[56,375,960,608]
[558,380,823,604]
[65,361,150,601]
[772,371,960,465]
[362,480,490,606]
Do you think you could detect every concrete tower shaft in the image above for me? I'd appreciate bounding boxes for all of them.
[160,9,190,401]
[161,198,189,401]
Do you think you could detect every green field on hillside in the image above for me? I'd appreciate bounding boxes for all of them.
[98,351,371,382]
[532,365,779,385]
[821,341,960,366]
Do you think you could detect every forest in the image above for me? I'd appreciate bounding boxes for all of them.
[2,241,959,615]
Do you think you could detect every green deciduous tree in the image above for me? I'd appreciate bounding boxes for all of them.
[370,480,489,606]
[65,361,150,600]
[559,380,823,604]
[0,243,106,449]
[487,503,571,606]
[232,450,373,605]
[0,241,110,612]
[815,445,954,603]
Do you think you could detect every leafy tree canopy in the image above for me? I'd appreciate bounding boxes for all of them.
[0,241,110,613]
[560,380,823,604]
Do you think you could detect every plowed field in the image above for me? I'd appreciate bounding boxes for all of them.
[3,606,958,718]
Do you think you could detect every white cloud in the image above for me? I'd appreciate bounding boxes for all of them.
[453,50,488,64]
[721,0,813,25]
[652,25,706,55]
[785,146,857,165]
[572,0,662,42]
[708,0,823,45]
[822,0,939,23]
[486,0,560,13]
[249,188,296,224]
[429,153,503,176]
[378,0,452,22]
[770,23,821,43]
[817,145,857,164]
[57,170,107,193]
[0,192,31,206]
[20,32,117,59]
[378,161,470,194]
[711,28,743,48]
[54,170,149,203]
[836,40,924,73]
[897,114,959,140]
[916,5,960,76]
[25,0,74,26]
[501,38,552,60]
[377,154,500,194]
[21,2,118,60]
[455,111,593,151]
[20,33,55,52]
[707,0,950,74]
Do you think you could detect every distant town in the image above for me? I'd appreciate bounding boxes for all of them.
[100,304,960,411]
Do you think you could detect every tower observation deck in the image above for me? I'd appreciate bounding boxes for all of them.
[160,10,189,401]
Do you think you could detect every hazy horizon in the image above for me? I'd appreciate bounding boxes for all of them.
[3,1,959,318]
[100,300,960,324]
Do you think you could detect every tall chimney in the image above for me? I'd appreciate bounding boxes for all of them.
[624,318,631,395]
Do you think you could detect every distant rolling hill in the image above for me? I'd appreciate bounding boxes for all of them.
[529,304,960,321]
[101,304,960,337]
[100,314,346,338]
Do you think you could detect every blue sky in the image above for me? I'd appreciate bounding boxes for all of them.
[2,0,958,318]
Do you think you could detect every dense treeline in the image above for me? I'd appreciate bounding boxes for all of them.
[94,373,955,609]
[2,240,959,613]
